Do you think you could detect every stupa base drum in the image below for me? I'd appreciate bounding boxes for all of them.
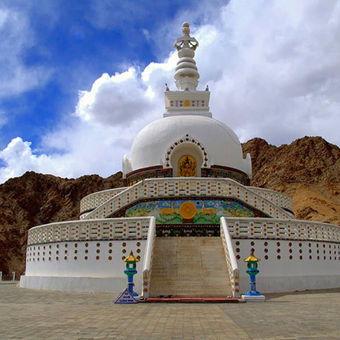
[20,23,340,298]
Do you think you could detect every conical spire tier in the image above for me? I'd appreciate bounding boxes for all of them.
[163,22,211,118]
[174,23,200,91]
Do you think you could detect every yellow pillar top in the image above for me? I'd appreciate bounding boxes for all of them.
[123,251,140,262]
[244,249,260,262]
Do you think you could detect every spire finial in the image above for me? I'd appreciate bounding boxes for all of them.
[174,22,199,52]
[173,23,200,91]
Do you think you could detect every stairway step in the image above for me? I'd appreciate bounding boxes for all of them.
[149,237,232,297]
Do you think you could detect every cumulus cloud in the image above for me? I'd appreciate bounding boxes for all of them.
[1,0,340,183]
[75,68,156,126]
[0,124,132,183]
[193,0,340,145]
[0,137,52,181]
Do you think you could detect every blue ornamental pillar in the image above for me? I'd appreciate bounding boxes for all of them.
[114,251,140,304]
[242,250,265,302]
[124,251,140,297]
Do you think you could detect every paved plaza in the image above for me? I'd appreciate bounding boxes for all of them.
[1,283,340,339]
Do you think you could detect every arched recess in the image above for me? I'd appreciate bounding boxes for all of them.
[164,135,208,177]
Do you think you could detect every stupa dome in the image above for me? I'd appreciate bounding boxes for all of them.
[124,115,251,178]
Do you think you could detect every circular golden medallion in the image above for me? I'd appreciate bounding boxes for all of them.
[184,100,191,107]
[179,201,197,219]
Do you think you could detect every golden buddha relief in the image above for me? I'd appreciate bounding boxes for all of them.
[178,155,196,177]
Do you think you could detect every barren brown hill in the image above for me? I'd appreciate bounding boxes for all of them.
[0,136,339,276]
[0,171,124,276]
[242,136,340,226]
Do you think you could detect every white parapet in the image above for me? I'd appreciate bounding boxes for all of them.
[223,217,340,293]
[224,217,340,243]
[80,187,127,216]
[248,187,293,212]
[21,217,156,294]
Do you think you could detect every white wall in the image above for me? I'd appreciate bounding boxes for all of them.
[23,239,146,293]
[233,239,340,293]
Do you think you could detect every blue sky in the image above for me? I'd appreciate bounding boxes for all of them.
[0,0,203,149]
[0,0,340,182]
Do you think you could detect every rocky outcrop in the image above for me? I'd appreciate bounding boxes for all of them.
[242,136,340,226]
[0,171,124,275]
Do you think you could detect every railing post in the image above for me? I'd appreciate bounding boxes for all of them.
[220,217,240,297]
[12,272,15,281]
[0,272,2,281]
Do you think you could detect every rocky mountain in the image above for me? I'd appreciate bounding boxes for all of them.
[0,136,339,276]
[0,172,124,276]
[243,136,340,226]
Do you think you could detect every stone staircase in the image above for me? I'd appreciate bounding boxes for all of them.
[149,237,232,297]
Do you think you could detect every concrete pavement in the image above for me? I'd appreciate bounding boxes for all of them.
[0,283,340,339]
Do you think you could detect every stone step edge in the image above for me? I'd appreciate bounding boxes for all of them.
[142,297,241,303]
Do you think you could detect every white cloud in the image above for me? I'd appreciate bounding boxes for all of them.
[193,0,340,145]
[0,7,52,99]
[0,125,131,183]
[75,68,155,126]
[1,0,340,183]
[0,137,52,181]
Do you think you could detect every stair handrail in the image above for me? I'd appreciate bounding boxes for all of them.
[80,186,127,215]
[141,216,156,299]
[85,180,144,219]
[220,216,240,297]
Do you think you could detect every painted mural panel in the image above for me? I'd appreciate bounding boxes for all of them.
[125,199,257,224]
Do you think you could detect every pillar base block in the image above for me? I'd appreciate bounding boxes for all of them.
[241,294,265,302]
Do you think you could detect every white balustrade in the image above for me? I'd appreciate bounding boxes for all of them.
[85,177,292,220]
[80,187,126,215]
[220,217,240,297]
[248,187,292,212]
[141,217,156,299]
[224,217,340,243]
[27,217,153,246]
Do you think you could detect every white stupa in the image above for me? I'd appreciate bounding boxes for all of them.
[20,23,340,298]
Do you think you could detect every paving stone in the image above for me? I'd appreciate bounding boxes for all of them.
[1,283,340,339]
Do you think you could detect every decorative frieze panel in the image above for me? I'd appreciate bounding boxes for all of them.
[115,198,267,223]
[156,224,220,237]
[201,166,250,186]
[125,166,172,187]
